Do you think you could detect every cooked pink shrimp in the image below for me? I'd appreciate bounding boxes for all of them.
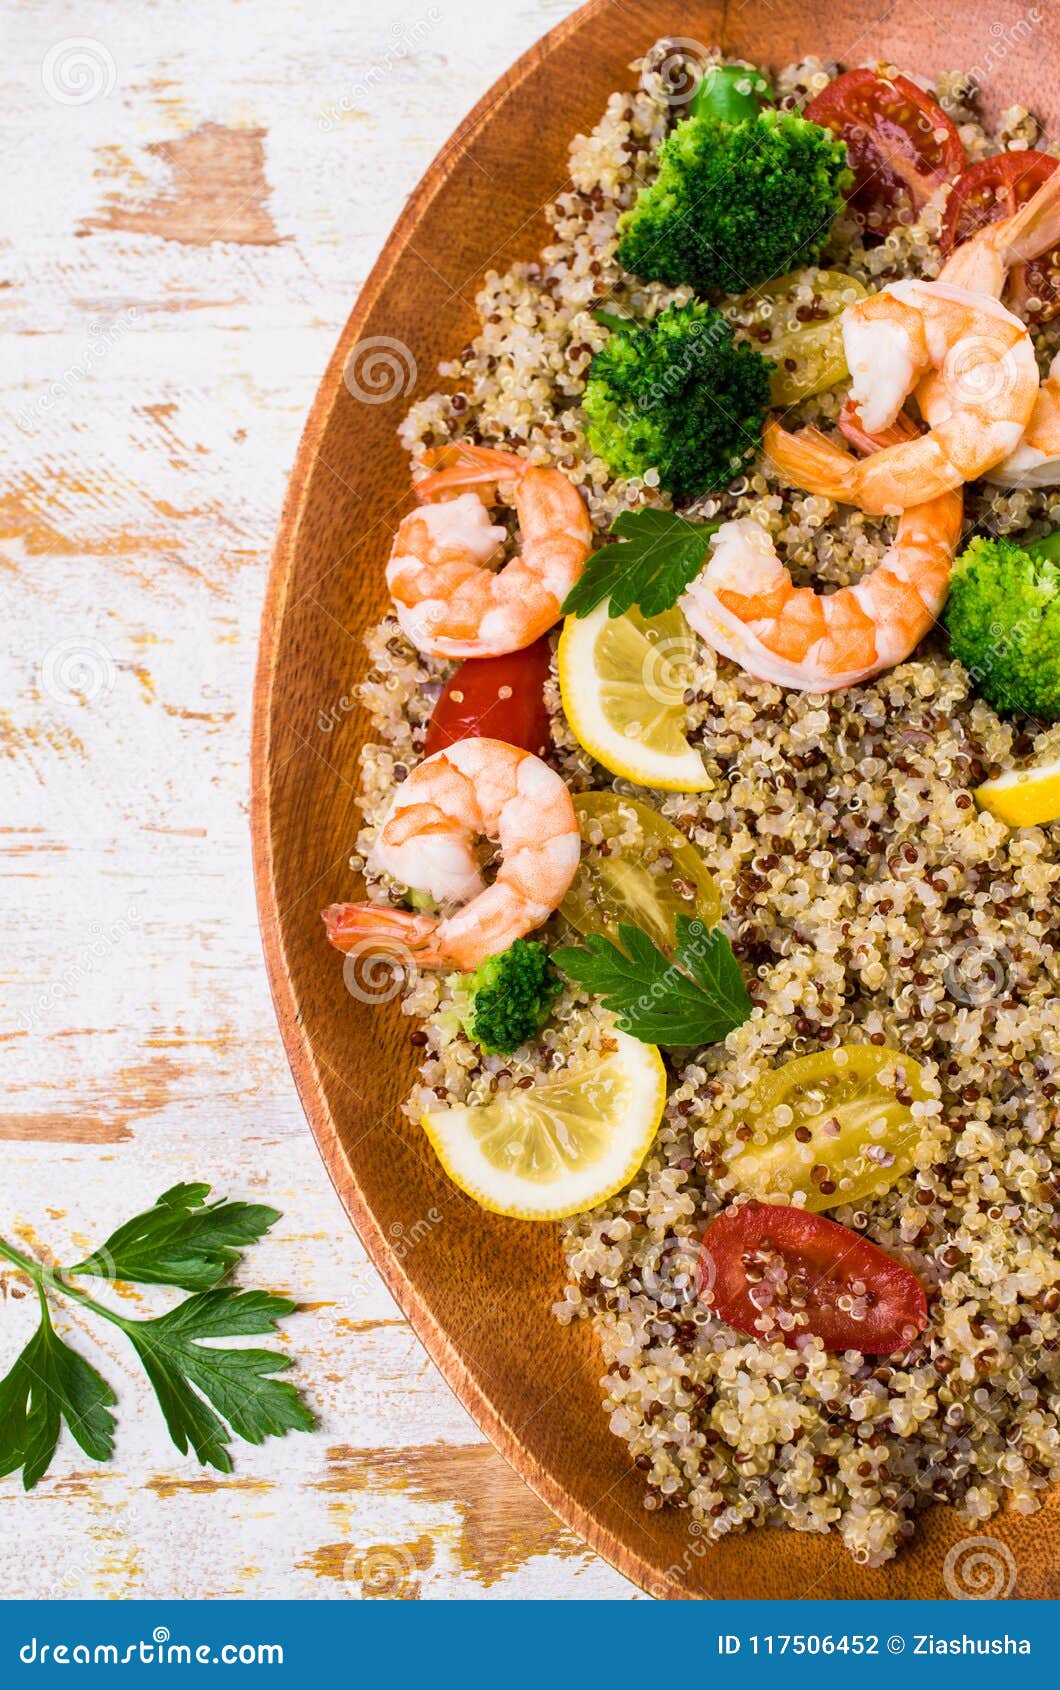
[987,352,1060,485]
[322,737,580,973]
[929,170,1060,488]
[681,416,964,693]
[937,164,1060,299]
[765,281,1038,513]
[385,444,593,658]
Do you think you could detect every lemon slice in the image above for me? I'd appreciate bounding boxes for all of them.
[420,1031,666,1219]
[558,599,710,791]
[975,758,1060,828]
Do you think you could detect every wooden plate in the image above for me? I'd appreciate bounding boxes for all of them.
[252,0,1059,1598]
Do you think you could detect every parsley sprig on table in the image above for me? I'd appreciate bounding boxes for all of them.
[554,915,751,1047]
[561,507,720,620]
[0,1184,313,1490]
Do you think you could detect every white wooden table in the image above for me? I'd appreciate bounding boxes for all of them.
[0,0,633,1599]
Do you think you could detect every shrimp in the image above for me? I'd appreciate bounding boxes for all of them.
[987,352,1060,486]
[385,444,593,658]
[937,164,1060,299]
[764,281,1039,513]
[680,416,964,692]
[930,170,1060,488]
[321,737,580,973]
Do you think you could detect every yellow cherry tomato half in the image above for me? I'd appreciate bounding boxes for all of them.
[560,792,722,953]
[721,1043,932,1212]
[724,268,868,405]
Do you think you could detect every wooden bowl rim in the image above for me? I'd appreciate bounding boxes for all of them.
[249,0,678,1596]
[251,0,1058,1599]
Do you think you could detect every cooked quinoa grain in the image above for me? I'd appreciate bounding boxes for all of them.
[350,48,1060,1567]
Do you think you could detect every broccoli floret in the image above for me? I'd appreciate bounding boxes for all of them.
[616,109,851,295]
[583,301,772,499]
[462,939,561,1055]
[945,534,1060,721]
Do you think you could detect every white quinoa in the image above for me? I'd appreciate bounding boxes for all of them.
[351,47,1060,1568]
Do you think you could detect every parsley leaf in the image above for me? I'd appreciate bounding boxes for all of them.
[125,1289,315,1473]
[70,1183,281,1292]
[0,1187,313,1490]
[553,914,751,1047]
[0,1296,116,1490]
[561,507,719,620]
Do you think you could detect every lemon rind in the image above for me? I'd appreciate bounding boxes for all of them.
[419,1034,667,1220]
[557,605,712,794]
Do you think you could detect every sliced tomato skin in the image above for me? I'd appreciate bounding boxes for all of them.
[699,1201,928,1355]
[424,637,553,758]
[806,69,964,234]
[940,151,1060,321]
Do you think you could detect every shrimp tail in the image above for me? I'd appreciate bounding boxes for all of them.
[414,444,528,501]
[838,399,922,455]
[321,903,448,967]
[763,417,861,502]
[994,165,1060,268]
[942,167,1060,292]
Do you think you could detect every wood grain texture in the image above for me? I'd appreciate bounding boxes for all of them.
[0,0,631,1599]
[254,0,1060,1600]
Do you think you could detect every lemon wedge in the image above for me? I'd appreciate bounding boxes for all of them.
[975,758,1060,828]
[420,1031,666,1219]
[557,599,711,792]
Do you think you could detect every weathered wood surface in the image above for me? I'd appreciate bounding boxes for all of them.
[0,0,633,1598]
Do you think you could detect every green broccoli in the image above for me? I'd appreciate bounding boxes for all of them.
[945,533,1060,721]
[462,939,562,1055]
[583,300,773,499]
[616,81,851,295]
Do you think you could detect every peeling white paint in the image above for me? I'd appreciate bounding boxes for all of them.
[0,0,634,1599]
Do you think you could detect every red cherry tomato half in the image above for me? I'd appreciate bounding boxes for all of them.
[424,636,553,758]
[807,69,964,234]
[940,150,1060,322]
[699,1202,928,1355]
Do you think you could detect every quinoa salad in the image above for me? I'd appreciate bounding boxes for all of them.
[325,44,1060,1570]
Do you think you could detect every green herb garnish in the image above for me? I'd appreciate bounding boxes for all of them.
[561,508,719,620]
[553,915,751,1047]
[688,62,772,125]
[71,1182,281,1293]
[0,1184,313,1489]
